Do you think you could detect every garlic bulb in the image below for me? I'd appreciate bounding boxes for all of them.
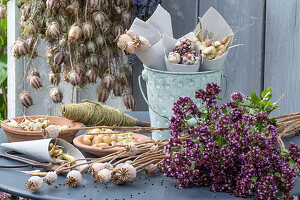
[86,69,97,84]
[126,30,136,39]
[168,52,181,64]
[125,41,137,54]
[113,82,124,97]
[66,170,82,187]
[117,34,132,51]
[25,176,43,192]
[137,36,151,51]
[44,171,57,185]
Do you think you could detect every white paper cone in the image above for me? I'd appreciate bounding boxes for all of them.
[146,4,173,37]
[1,138,85,163]
[165,55,200,72]
[195,7,233,71]
[162,34,177,54]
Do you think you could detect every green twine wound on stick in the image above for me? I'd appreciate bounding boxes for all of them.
[59,100,137,127]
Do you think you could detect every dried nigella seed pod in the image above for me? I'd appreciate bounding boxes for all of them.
[46,0,56,9]
[113,82,123,97]
[90,54,99,68]
[123,94,136,110]
[101,21,111,34]
[121,11,132,26]
[51,64,61,74]
[48,21,62,39]
[20,5,31,19]
[26,37,36,49]
[67,70,80,86]
[25,21,38,35]
[92,12,105,28]
[78,44,87,56]
[68,23,82,41]
[28,75,43,89]
[82,21,94,39]
[113,23,125,37]
[89,0,99,8]
[29,68,40,78]
[66,0,80,15]
[97,88,110,103]
[102,46,113,59]
[49,87,63,103]
[102,75,114,90]
[121,0,130,9]
[0,5,6,19]
[87,41,96,54]
[19,91,33,108]
[49,72,61,85]
[53,51,65,66]
[119,72,128,86]
[100,0,109,10]
[86,69,97,84]
[95,36,105,48]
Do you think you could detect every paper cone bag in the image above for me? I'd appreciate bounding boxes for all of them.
[195,7,233,71]
[1,138,85,163]
[129,5,173,71]
[164,33,200,72]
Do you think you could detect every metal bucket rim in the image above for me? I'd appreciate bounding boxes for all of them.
[143,65,224,75]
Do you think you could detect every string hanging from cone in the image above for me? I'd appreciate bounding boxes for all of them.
[60,100,137,127]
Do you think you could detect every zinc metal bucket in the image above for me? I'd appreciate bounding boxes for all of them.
[139,65,227,140]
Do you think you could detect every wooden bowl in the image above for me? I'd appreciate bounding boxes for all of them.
[73,133,152,157]
[1,115,83,143]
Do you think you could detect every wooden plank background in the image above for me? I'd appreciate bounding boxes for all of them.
[7,0,300,117]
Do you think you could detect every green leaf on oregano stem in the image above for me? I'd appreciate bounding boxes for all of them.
[200,145,205,153]
[222,108,227,114]
[185,115,192,120]
[251,91,261,104]
[252,176,257,182]
[275,172,281,177]
[179,146,184,153]
[191,136,197,143]
[281,178,285,182]
[190,165,195,169]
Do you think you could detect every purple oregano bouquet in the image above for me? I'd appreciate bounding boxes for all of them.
[161,83,300,199]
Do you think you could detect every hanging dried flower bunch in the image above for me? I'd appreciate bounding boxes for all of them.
[14,0,162,109]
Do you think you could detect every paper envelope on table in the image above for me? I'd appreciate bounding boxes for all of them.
[130,4,173,71]
[194,7,234,71]
[163,32,200,72]
[1,138,85,164]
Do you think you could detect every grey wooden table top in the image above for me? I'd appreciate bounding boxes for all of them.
[0,112,298,200]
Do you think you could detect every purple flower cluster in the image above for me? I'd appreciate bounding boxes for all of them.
[0,192,11,199]
[162,83,300,199]
[132,0,162,19]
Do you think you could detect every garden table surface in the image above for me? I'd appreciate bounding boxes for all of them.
[0,111,298,200]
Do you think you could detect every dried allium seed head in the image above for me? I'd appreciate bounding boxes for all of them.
[145,164,157,176]
[114,23,125,37]
[97,88,110,103]
[113,82,124,97]
[65,1,80,15]
[43,171,57,186]
[48,21,62,39]
[0,5,6,19]
[89,0,99,8]
[49,72,61,85]
[53,51,65,66]
[26,37,36,49]
[92,12,105,28]
[29,68,40,78]
[82,22,94,39]
[68,23,82,41]
[87,41,96,54]
[95,36,105,48]
[121,11,132,26]
[28,75,43,89]
[19,91,33,108]
[102,75,114,90]
[86,69,97,84]
[49,87,63,103]
[67,70,80,86]
[89,54,99,68]
[25,176,43,192]
[123,94,136,110]
[46,0,56,9]
[66,170,82,188]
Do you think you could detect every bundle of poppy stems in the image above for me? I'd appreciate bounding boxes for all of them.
[24,139,168,192]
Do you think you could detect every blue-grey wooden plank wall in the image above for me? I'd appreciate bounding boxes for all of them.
[133,0,298,116]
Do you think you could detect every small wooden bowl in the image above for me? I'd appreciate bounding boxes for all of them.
[73,133,152,157]
[1,115,83,143]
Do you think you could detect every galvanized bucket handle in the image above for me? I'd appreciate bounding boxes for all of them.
[138,73,228,120]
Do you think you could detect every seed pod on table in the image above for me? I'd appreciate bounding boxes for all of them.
[67,70,80,86]
[46,0,56,9]
[49,72,60,85]
[113,82,124,97]
[68,23,82,41]
[19,91,33,108]
[28,75,43,89]
[0,5,6,19]
[86,69,97,84]
[93,12,105,28]
[87,42,96,54]
[82,22,94,39]
[66,1,80,15]
[53,51,65,66]
[47,21,62,39]
[97,88,110,103]
[123,94,136,110]
[49,87,63,104]
[102,75,114,90]
[29,68,40,78]
[95,36,105,48]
